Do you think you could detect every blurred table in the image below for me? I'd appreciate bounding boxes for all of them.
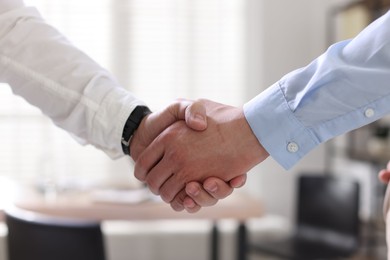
[1,182,262,260]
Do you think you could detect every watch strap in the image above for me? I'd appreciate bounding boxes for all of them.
[121,106,152,155]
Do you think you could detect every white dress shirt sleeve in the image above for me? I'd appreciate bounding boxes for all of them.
[0,3,146,158]
[244,10,390,169]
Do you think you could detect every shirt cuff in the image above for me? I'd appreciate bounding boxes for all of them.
[243,82,320,170]
[91,87,147,159]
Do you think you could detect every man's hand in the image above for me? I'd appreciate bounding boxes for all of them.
[130,100,207,161]
[134,99,269,206]
[179,174,247,213]
[129,99,247,212]
[379,161,390,184]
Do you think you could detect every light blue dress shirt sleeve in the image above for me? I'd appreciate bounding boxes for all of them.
[244,10,390,170]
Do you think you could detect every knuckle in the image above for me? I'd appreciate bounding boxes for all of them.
[158,127,179,143]
[168,100,181,112]
[160,190,174,203]
[161,195,171,203]
[215,188,233,200]
[167,149,184,164]
[134,163,146,181]
[177,170,192,185]
[195,98,207,103]
[145,178,160,195]
[170,192,186,211]
[146,184,159,196]
[170,201,184,212]
[208,199,218,206]
[198,195,217,207]
[174,193,186,207]
[159,180,183,203]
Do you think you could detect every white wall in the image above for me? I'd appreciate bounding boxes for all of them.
[242,0,352,222]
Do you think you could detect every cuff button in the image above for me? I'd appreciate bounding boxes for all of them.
[287,142,299,153]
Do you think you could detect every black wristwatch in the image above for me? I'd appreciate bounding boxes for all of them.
[121,106,152,156]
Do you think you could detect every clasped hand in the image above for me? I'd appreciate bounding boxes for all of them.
[130,99,268,213]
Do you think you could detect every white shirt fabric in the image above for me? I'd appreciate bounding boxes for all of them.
[244,10,390,169]
[0,1,146,158]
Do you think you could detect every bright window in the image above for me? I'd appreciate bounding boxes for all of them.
[0,0,245,186]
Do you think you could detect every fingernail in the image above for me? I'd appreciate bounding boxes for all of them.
[205,181,218,193]
[187,185,200,196]
[184,199,196,209]
[194,113,205,123]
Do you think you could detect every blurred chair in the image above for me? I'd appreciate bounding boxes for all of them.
[249,174,360,260]
[5,206,106,260]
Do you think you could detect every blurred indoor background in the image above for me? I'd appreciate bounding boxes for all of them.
[1,0,390,259]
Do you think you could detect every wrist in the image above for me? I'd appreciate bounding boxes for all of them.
[121,106,151,156]
[237,111,269,168]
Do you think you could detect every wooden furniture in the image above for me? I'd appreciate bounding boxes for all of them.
[1,183,262,260]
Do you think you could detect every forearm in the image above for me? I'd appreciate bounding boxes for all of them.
[0,5,145,158]
[245,10,390,169]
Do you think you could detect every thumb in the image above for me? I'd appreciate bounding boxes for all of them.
[185,100,207,131]
[130,100,203,160]
[143,99,206,143]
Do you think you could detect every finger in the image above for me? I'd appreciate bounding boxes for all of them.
[134,136,165,182]
[166,99,193,121]
[169,189,187,212]
[185,101,207,131]
[170,188,202,213]
[138,121,189,202]
[379,169,390,184]
[144,157,174,196]
[183,197,201,213]
[185,182,217,206]
[229,174,247,188]
[202,177,234,200]
[136,100,193,150]
[159,172,187,203]
[145,101,192,139]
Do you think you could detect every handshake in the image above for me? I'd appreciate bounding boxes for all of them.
[129,99,269,213]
